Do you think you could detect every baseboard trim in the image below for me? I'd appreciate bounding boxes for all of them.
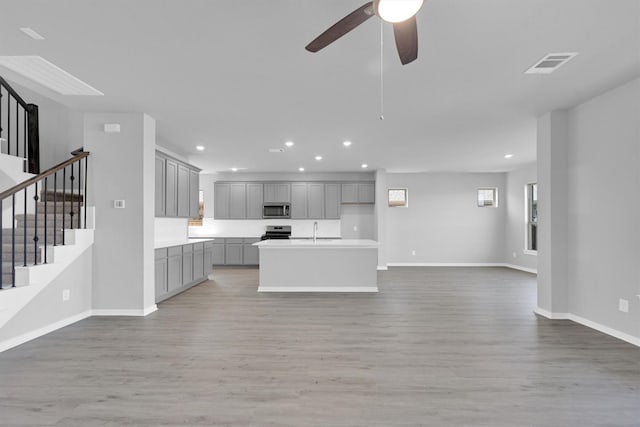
[0,310,92,353]
[568,313,640,348]
[533,307,570,319]
[504,264,538,274]
[385,262,537,274]
[534,307,640,348]
[258,286,378,293]
[92,305,158,317]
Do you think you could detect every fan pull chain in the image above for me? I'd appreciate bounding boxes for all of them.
[380,20,384,120]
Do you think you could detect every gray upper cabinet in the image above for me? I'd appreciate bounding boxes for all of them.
[246,183,263,219]
[358,183,375,203]
[177,164,190,217]
[156,151,201,219]
[341,182,375,204]
[264,183,290,203]
[155,156,166,217]
[324,183,340,219]
[291,183,308,219]
[307,183,325,219]
[165,159,178,216]
[189,169,199,219]
[229,183,247,218]
[214,183,230,219]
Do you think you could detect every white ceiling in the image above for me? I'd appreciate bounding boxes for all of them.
[1,0,638,173]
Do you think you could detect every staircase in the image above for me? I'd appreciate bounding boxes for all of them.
[1,194,82,287]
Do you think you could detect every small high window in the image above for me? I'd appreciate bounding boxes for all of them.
[525,183,537,252]
[388,188,408,207]
[477,188,498,207]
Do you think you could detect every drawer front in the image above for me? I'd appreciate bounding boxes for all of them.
[243,238,260,244]
[193,242,205,252]
[182,244,194,254]
[155,248,168,259]
[167,246,182,257]
[225,238,244,244]
[204,241,215,249]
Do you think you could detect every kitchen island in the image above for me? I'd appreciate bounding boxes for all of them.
[254,239,379,292]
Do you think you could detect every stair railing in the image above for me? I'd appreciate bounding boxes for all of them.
[0,151,89,289]
[0,76,40,174]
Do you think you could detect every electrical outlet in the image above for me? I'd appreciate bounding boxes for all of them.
[512,251,517,259]
[411,250,416,256]
[62,289,70,302]
[618,298,629,313]
[353,225,358,231]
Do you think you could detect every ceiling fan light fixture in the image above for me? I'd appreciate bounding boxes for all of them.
[375,0,424,23]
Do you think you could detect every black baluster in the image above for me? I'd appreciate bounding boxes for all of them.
[54,172,58,246]
[62,168,66,245]
[15,98,18,158]
[70,166,75,230]
[0,85,3,154]
[44,177,48,263]
[23,108,26,161]
[77,160,81,229]
[84,157,88,229]
[33,182,38,265]
[7,91,10,156]
[12,194,16,287]
[23,188,27,267]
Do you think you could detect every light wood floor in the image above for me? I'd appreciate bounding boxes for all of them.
[1,267,639,426]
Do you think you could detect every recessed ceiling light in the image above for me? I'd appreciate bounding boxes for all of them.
[0,56,103,96]
[285,141,295,147]
[299,167,305,172]
[361,164,368,169]
[504,154,513,159]
[343,141,352,147]
[231,167,238,172]
[19,27,45,40]
[315,155,323,161]
[196,145,205,151]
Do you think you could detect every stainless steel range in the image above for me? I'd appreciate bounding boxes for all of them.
[260,225,291,240]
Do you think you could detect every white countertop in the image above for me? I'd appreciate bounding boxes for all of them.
[155,238,214,249]
[254,239,378,249]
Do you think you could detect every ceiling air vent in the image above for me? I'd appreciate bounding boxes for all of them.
[525,52,578,74]
[268,148,285,153]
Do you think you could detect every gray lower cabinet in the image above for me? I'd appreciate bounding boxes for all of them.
[155,241,214,303]
[324,183,340,219]
[211,242,225,264]
[211,237,260,266]
[243,238,260,265]
[167,246,183,292]
[182,244,193,285]
[225,239,244,265]
[194,243,205,279]
[154,248,168,296]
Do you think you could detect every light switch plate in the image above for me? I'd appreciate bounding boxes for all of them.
[618,298,629,313]
[114,200,125,209]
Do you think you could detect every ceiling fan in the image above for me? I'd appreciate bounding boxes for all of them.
[305,0,424,65]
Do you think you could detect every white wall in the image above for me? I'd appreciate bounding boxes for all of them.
[0,247,92,344]
[565,78,639,339]
[504,163,537,272]
[385,172,506,264]
[84,113,156,313]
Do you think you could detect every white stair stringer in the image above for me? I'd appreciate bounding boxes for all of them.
[0,228,94,330]
[0,152,32,187]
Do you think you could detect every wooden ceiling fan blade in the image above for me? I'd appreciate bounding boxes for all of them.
[306,2,375,52]
[393,16,418,65]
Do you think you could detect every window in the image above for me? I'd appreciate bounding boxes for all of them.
[388,188,408,207]
[188,190,205,226]
[477,188,498,207]
[525,183,537,252]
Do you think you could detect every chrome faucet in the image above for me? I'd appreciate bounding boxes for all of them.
[313,221,318,243]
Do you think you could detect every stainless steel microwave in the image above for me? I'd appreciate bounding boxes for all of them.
[263,203,290,219]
